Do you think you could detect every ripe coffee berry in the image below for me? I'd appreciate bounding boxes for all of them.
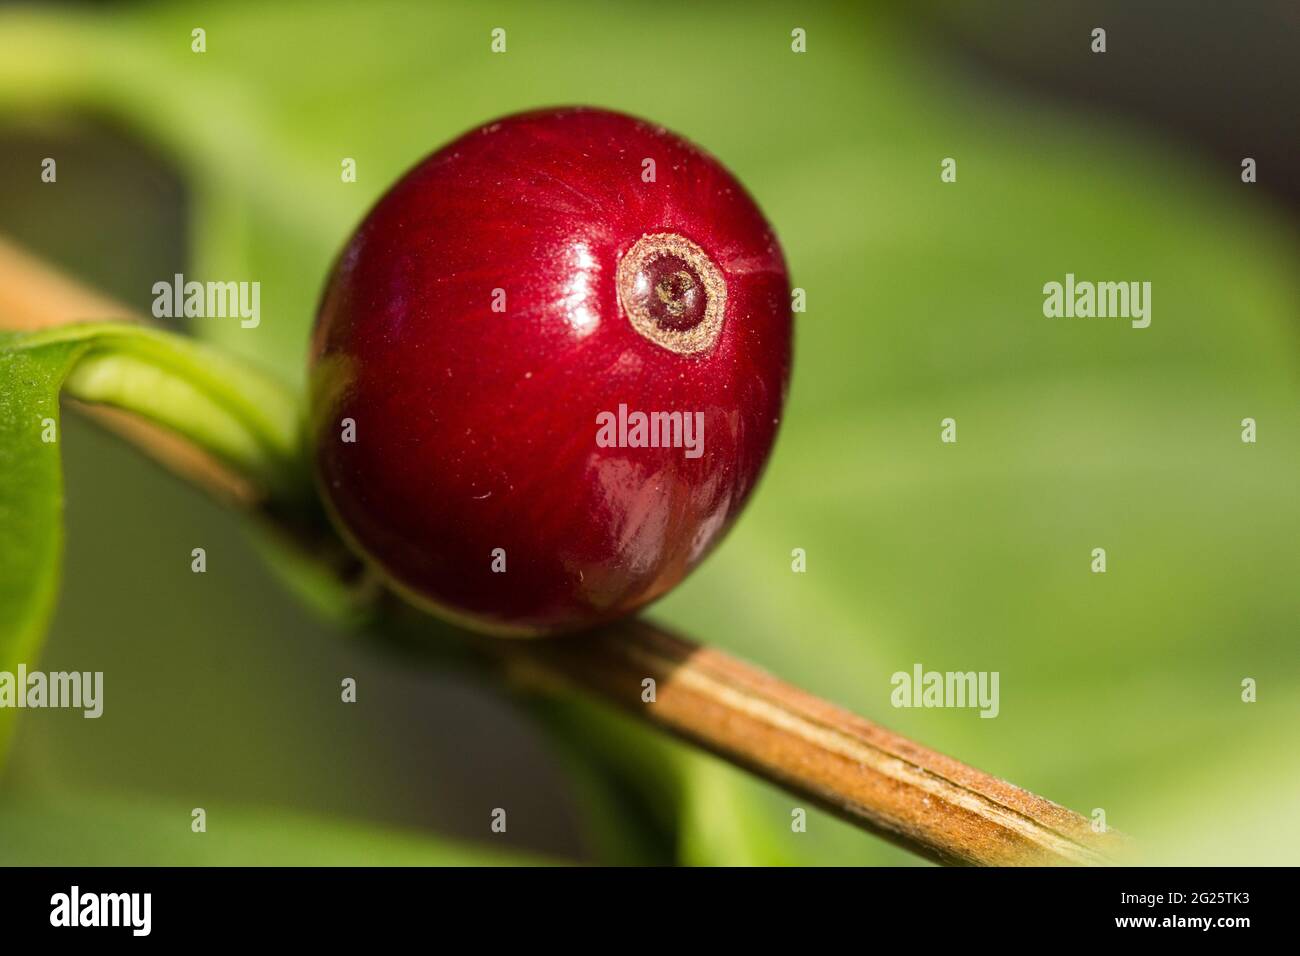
[310,108,792,636]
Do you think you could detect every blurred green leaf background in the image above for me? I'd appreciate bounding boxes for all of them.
[0,0,1296,865]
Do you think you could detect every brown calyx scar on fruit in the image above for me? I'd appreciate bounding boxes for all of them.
[617,233,726,355]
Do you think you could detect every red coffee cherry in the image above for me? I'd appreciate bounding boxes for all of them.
[310,107,792,636]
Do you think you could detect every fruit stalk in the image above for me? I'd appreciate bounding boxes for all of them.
[0,235,1124,865]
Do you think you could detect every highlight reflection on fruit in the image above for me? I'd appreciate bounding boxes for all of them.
[311,108,793,636]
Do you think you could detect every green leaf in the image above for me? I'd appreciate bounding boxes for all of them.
[0,322,304,758]
[0,338,83,757]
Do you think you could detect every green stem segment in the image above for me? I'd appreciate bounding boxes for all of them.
[8,322,305,498]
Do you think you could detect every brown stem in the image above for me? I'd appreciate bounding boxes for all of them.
[0,234,1126,866]
[506,621,1122,865]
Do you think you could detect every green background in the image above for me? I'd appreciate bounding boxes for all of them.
[0,0,1296,865]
